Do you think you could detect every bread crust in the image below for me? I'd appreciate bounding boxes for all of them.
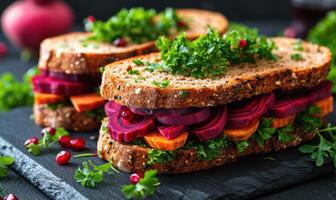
[33,104,100,131]
[38,9,228,74]
[97,119,317,174]
[100,38,332,109]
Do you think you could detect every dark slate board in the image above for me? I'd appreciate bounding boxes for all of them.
[0,107,335,200]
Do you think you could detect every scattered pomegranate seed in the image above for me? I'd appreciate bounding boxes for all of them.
[70,138,86,151]
[283,27,296,38]
[24,137,39,146]
[0,42,7,58]
[56,150,71,165]
[58,135,72,148]
[4,194,18,200]
[113,38,127,47]
[87,15,95,23]
[41,127,56,136]
[239,39,247,48]
[130,173,143,184]
[178,21,187,28]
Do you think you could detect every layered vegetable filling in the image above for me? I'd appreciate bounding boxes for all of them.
[103,81,333,152]
[32,68,105,117]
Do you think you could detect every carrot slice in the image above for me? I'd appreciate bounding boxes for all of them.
[312,96,334,117]
[271,114,296,129]
[70,93,106,112]
[34,92,65,105]
[223,120,259,141]
[144,131,188,151]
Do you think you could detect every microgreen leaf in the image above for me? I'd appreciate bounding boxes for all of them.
[151,79,170,88]
[252,118,276,147]
[185,137,230,160]
[235,141,250,153]
[147,149,175,165]
[277,124,294,143]
[0,156,14,179]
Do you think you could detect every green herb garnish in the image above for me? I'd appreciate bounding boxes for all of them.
[26,128,69,156]
[151,79,170,88]
[128,69,140,75]
[147,149,175,165]
[252,118,276,147]
[86,7,184,44]
[235,141,250,153]
[291,53,303,61]
[0,156,14,179]
[296,106,322,132]
[186,137,230,160]
[74,160,118,188]
[299,124,336,167]
[133,59,145,66]
[277,124,294,143]
[122,170,160,200]
[84,107,105,121]
[0,66,39,112]
[293,40,304,51]
[141,27,276,79]
[179,91,188,99]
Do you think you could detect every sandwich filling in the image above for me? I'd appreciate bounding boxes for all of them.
[102,81,333,159]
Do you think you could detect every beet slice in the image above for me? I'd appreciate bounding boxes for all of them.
[157,125,186,139]
[156,107,211,125]
[227,93,275,129]
[40,69,101,84]
[108,108,155,142]
[270,95,311,118]
[105,101,123,117]
[309,81,333,101]
[154,107,197,117]
[32,75,93,96]
[190,106,227,141]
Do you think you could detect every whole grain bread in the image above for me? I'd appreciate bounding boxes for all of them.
[38,9,229,74]
[100,38,332,109]
[34,104,100,131]
[97,119,319,174]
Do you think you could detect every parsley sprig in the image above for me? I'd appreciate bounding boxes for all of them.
[299,124,336,167]
[74,160,118,188]
[134,27,277,79]
[277,124,294,143]
[185,137,230,160]
[252,118,276,147]
[86,8,184,44]
[26,128,69,156]
[235,141,249,153]
[296,106,322,132]
[0,156,15,179]
[122,170,160,200]
[147,149,175,165]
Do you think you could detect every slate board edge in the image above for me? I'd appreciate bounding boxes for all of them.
[0,136,88,200]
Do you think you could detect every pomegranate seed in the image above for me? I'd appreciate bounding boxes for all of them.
[87,15,95,23]
[239,39,247,48]
[113,38,127,47]
[58,135,72,148]
[4,194,18,200]
[178,21,187,28]
[0,42,7,58]
[24,137,39,146]
[130,173,143,184]
[41,127,56,136]
[284,27,296,38]
[56,151,71,165]
[70,138,86,151]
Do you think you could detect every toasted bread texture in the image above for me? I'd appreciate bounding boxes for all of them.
[33,104,100,131]
[100,38,332,109]
[38,9,228,74]
[97,119,318,174]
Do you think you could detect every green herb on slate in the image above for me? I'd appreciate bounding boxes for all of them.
[122,170,160,199]
[0,156,15,179]
[74,160,118,188]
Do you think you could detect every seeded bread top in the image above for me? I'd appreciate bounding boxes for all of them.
[100,38,332,109]
[38,9,229,74]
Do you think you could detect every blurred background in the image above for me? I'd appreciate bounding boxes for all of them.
[0,0,335,112]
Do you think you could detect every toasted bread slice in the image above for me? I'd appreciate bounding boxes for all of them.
[38,9,228,74]
[97,118,318,174]
[100,38,332,109]
[33,104,100,131]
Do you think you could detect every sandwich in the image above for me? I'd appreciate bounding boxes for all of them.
[31,8,228,131]
[97,27,333,173]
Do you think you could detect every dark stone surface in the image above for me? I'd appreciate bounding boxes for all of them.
[0,107,335,200]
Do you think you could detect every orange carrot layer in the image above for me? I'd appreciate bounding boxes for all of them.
[313,96,334,117]
[271,114,296,129]
[34,92,65,105]
[144,131,188,151]
[223,120,259,141]
[70,93,105,112]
